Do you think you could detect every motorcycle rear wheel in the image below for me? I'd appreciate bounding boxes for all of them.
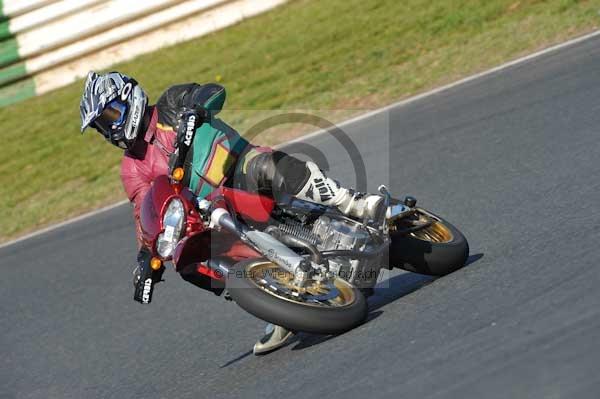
[389,209,469,276]
[226,258,368,335]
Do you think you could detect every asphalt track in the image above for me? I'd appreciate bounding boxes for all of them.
[2,35,600,399]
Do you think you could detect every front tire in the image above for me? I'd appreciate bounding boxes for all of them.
[226,258,368,335]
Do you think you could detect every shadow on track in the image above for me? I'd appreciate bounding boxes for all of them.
[290,253,484,351]
[220,350,254,368]
[289,270,436,351]
[220,253,484,365]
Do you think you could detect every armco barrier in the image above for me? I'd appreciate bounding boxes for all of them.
[0,0,226,86]
[0,0,182,67]
[0,0,104,41]
[1,0,60,19]
[0,0,287,107]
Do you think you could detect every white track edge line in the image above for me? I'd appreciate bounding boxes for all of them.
[2,29,599,249]
[283,29,600,146]
[0,200,130,249]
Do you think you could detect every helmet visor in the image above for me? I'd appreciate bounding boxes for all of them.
[94,101,128,137]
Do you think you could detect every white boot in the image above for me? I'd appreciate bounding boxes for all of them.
[253,324,294,355]
[296,162,386,222]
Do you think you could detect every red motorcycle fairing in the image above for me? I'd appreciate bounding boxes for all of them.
[140,177,275,247]
[139,175,271,294]
[173,229,261,295]
[139,175,205,253]
[173,231,261,276]
[173,231,211,270]
[213,187,274,224]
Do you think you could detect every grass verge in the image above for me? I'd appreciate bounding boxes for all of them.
[0,0,598,242]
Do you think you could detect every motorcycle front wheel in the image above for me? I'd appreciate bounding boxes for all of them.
[226,258,368,335]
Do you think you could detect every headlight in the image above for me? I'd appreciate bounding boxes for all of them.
[156,198,185,258]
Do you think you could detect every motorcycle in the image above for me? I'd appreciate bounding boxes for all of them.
[136,108,469,333]
[137,159,469,334]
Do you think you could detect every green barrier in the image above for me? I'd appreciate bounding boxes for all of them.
[0,20,11,41]
[0,60,26,86]
[0,37,18,68]
[0,78,36,107]
[0,1,6,23]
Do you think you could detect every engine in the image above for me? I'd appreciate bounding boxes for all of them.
[310,215,384,289]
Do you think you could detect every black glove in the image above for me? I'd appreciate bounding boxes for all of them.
[176,108,200,148]
[133,248,164,304]
[168,108,206,173]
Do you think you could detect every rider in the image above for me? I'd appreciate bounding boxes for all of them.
[80,71,384,354]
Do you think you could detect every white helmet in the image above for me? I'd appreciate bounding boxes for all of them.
[80,71,148,149]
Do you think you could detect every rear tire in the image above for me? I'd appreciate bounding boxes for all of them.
[226,258,368,335]
[389,212,469,276]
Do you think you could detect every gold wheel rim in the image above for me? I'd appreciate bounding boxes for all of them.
[409,220,454,243]
[245,261,356,308]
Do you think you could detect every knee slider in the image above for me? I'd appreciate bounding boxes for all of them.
[246,152,279,194]
[246,151,310,196]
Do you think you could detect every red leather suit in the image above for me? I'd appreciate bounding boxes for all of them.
[120,102,260,295]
